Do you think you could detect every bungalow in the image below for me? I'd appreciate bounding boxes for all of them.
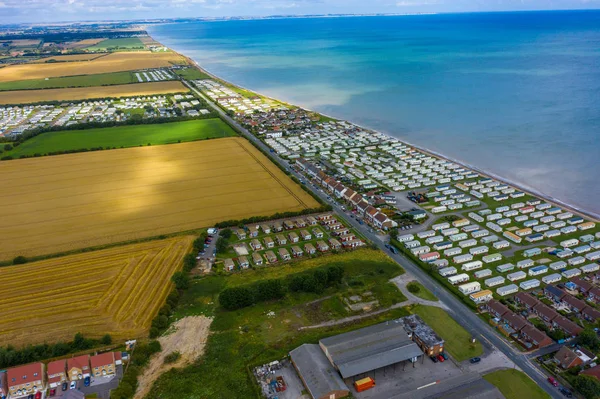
[6,363,45,399]
[553,315,583,337]
[562,295,586,313]
[263,236,275,249]
[589,287,600,303]
[342,239,363,249]
[252,252,263,266]
[265,251,278,263]
[295,218,307,228]
[306,216,317,226]
[312,228,324,239]
[291,246,304,258]
[503,312,528,332]
[283,220,295,230]
[67,355,90,381]
[514,292,540,312]
[90,352,116,378]
[272,221,283,232]
[250,239,262,251]
[276,234,287,245]
[544,285,566,303]
[533,303,559,323]
[278,248,291,261]
[520,325,553,349]
[238,256,250,269]
[304,243,317,255]
[248,225,259,237]
[554,346,583,370]
[260,224,271,234]
[329,238,342,250]
[582,306,600,322]
[316,240,330,252]
[235,228,247,240]
[47,359,67,388]
[300,230,312,240]
[486,300,510,318]
[288,232,300,243]
[223,258,235,272]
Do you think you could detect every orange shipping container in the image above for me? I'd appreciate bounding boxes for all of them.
[354,377,375,392]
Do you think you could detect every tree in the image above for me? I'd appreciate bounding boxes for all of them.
[100,334,112,345]
[216,237,229,254]
[219,286,255,310]
[12,256,27,265]
[183,253,197,272]
[220,228,233,239]
[573,374,600,399]
[171,272,190,290]
[254,279,285,302]
[3,144,12,151]
[578,328,600,351]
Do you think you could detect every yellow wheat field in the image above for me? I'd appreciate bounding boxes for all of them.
[30,53,107,63]
[0,81,189,104]
[0,236,194,347]
[0,137,318,260]
[0,51,187,82]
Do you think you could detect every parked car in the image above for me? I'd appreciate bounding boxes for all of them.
[62,382,68,391]
[84,376,91,387]
[27,395,33,399]
[441,352,448,360]
[437,354,445,362]
[548,377,558,387]
[35,392,42,399]
[559,387,573,398]
[50,388,56,396]
[469,357,481,364]
[70,381,76,390]
[430,355,438,363]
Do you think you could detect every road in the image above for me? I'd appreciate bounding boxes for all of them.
[183,80,562,399]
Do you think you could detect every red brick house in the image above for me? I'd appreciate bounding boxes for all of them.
[533,303,559,323]
[520,325,553,349]
[552,315,583,337]
[514,292,540,312]
[47,359,67,388]
[6,362,45,399]
[554,346,583,369]
[486,300,510,319]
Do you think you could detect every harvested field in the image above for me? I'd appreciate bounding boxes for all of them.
[3,39,40,47]
[30,53,107,63]
[63,38,106,49]
[0,81,188,104]
[0,137,319,259]
[0,236,194,347]
[0,51,187,82]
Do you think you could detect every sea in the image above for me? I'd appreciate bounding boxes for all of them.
[147,11,600,218]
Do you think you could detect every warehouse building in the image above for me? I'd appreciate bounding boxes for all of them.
[290,344,350,399]
[398,314,445,356]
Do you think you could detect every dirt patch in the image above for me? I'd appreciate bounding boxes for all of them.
[134,316,213,399]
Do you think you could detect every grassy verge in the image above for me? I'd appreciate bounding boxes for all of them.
[174,67,211,80]
[483,369,550,399]
[6,119,235,157]
[406,281,438,302]
[411,305,483,361]
[0,71,136,91]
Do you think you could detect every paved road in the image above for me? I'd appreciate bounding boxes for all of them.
[183,80,562,399]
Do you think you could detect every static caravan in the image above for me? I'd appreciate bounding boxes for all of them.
[462,225,480,233]
[474,269,493,279]
[466,200,481,207]
[497,263,515,273]
[581,234,596,243]
[482,253,502,264]
[504,210,519,217]
[487,213,502,221]
[450,233,469,242]
[470,290,493,304]
[481,235,499,244]
[545,230,561,239]
[485,276,506,287]
[511,202,525,210]
[459,282,481,295]
[425,236,444,245]
[497,218,512,226]
[448,273,470,285]
[586,251,600,261]
[529,265,548,276]
[557,249,574,259]
[562,268,581,279]
[516,228,533,237]
[507,271,527,281]
[417,230,436,239]
[517,259,535,269]
[561,239,579,248]
[568,256,585,266]
[503,231,522,244]
[459,239,478,249]
[452,218,470,228]
[472,230,490,239]
[441,227,460,237]
[419,252,441,262]
[526,233,544,243]
[434,241,453,251]
[432,222,450,231]
[568,216,584,225]
[520,279,541,290]
[524,220,539,228]
[493,240,510,250]
[469,246,489,256]
[454,254,474,264]
[496,206,510,213]
[551,220,566,229]
[439,267,457,277]
[444,247,462,257]
[524,248,542,257]
[397,233,415,243]
[411,246,431,256]
[550,261,567,270]
[497,284,519,297]
[486,221,502,233]
[542,273,562,284]
[514,215,529,223]
[462,260,483,272]
[404,240,421,249]
[533,224,549,233]
[432,206,447,214]
[578,222,596,231]
[574,245,591,254]
[468,212,484,223]
[432,259,449,268]
[540,215,556,224]
[561,226,577,235]
[581,263,600,274]
[556,211,573,219]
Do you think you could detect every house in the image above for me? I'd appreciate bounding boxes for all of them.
[0,371,7,399]
[570,277,593,293]
[312,228,324,239]
[554,346,582,369]
[252,252,263,266]
[582,306,600,322]
[114,352,123,366]
[304,243,317,255]
[291,246,304,257]
[276,234,287,245]
[265,251,278,263]
[272,221,283,232]
[235,228,246,240]
[300,230,312,240]
[283,220,295,230]
[514,292,540,312]
[552,315,583,337]
[223,258,235,272]
[238,256,250,269]
[295,218,307,228]
[306,216,317,226]
[67,355,90,381]
[400,314,445,356]
[589,286,600,303]
[503,312,528,332]
[316,241,330,252]
[289,232,300,243]
[278,248,291,261]
[533,303,559,323]
[328,238,342,250]
[47,359,67,388]
[248,225,259,237]
[250,239,262,251]
[486,300,509,318]
[260,224,271,234]
[562,295,586,313]
[6,363,45,399]
[544,285,566,302]
[520,325,553,349]
[90,352,116,378]
[264,236,275,248]
[582,365,600,381]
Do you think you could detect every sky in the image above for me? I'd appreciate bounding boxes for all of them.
[1,0,600,24]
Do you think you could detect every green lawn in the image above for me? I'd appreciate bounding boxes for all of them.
[174,67,211,80]
[484,369,550,399]
[7,119,235,157]
[0,71,135,91]
[406,281,438,302]
[86,38,145,51]
[412,305,483,361]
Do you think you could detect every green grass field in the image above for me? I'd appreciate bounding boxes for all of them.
[412,305,483,361]
[484,369,550,399]
[7,119,235,157]
[86,38,145,51]
[174,67,211,80]
[0,71,136,91]
[407,281,438,301]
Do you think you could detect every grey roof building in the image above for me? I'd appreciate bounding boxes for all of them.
[319,320,423,378]
[290,344,350,399]
[398,314,445,355]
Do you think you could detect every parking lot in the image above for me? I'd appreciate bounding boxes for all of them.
[49,365,123,399]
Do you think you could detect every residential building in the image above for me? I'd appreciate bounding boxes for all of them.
[554,346,583,369]
[0,371,8,399]
[6,363,45,399]
[399,314,445,356]
[520,325,553,349]
[67,355,90,381]
[552,315,583,337]
[47,359,67,388]
[486,300,509,319]
[90,352,116,378]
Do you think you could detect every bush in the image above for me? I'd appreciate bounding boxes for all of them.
[164,351,181,364]
[573,374,600,398]
[100,334,112,345]
[219,286,255,310]
[407,282,421,294]
[183,253,197,272]
[220,228,233,239]
[171,271,190,290]
[3,144,12,151]
[12,256,27,265]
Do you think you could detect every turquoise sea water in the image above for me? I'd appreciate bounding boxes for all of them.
[148,11,600,217]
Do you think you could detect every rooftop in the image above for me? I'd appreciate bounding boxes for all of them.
[290,344,349,399]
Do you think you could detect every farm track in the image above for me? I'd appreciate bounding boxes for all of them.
[0,236,194,347]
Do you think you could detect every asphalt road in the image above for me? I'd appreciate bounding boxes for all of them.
[183,80,563,399]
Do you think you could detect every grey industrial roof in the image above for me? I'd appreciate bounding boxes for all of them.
[290,344,349,399]
[319,320,423,378]
[399,314,445,347]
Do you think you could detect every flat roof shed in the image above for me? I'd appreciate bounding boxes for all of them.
[290,344,350,399]
[319,320,423,378]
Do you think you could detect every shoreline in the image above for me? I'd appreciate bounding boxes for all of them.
[164,38,600,223]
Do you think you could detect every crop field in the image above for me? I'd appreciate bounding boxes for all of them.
[6,119,234,157]
[0,51,187,82]
[0,236,194,347]
[86,37,145,50]
[63,38,106,49]
[0,71,136,91]
[0,137,319,259]
[0,81,188,104]
[30,53,107,63]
